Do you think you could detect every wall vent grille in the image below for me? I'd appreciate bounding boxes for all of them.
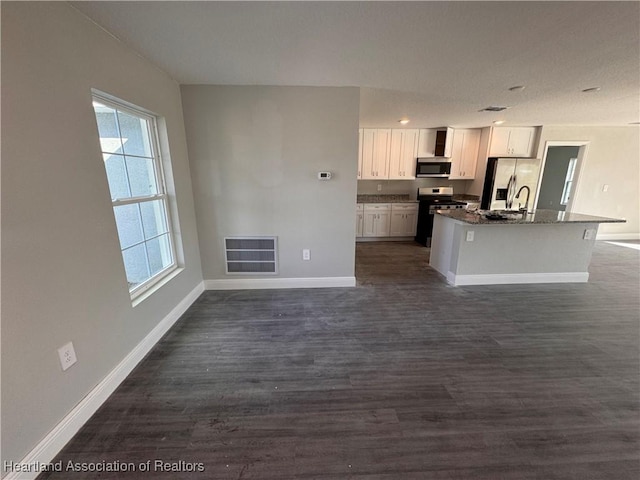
[225,237,278,275]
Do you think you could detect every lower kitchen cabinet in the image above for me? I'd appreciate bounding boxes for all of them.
[389,203,418,236]
[363,204,391,237]
[358,203,418,238]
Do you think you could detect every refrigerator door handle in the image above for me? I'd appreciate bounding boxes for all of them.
[505,175,514,209]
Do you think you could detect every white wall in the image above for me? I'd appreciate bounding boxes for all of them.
[536,126,640,238]
[1,2,203,468]
[181,85,359,282]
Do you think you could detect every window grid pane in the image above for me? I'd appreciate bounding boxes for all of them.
[93,95,176,294]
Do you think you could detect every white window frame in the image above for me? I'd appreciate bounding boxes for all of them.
[560,157,578,206]
[92,93,178,300]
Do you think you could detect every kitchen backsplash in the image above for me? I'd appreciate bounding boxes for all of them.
[357,179,472,199]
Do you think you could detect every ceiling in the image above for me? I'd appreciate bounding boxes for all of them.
[71,1,640,128]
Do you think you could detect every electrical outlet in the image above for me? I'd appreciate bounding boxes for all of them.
[466,230,475,242]
[302,249,311,260]
[583,229,596,240]
[58,342,77,371]
[377,184,382,191]
[602,184,609,192]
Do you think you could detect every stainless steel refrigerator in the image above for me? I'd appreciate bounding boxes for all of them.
[480,158,541,212]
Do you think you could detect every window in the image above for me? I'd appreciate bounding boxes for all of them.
[560,157,578,206]
[92,94,177,297]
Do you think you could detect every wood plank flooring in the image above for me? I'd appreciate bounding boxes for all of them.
[39,241,639,479]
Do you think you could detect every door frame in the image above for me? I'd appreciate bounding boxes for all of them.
[533,140,590,213]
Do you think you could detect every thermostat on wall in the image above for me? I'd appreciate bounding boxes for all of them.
[317,172,332,180]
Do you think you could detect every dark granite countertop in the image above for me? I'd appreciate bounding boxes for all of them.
[452,194,480,202]
[436,209,626,225]
[357,194,418,203]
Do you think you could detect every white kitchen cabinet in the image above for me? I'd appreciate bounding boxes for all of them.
[360,129,391,179]
[449,129,481,179]
[363,203,391,237]
[357,129,364,179]
[389,203,419,236]
[355,204,364,237]
[417,128,454,158]
[388,129,419,179]
[489,127,537,157]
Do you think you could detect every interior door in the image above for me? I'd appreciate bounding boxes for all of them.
[490,158,516,210]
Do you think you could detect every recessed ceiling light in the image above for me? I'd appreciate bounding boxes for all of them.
[479,106,509,112]
[508,86,526,92]
[398,119,410,125]
[582,87,601,93]
[493,120,505,125]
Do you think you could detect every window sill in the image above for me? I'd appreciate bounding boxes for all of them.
[131,267,184,308]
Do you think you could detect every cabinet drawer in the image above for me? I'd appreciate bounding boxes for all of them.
[364,203,391,211]
[391,203,418,212]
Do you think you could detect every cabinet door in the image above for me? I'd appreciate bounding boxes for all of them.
[375,211,391,236]
[461,129,480,179]
[362,211,377,237]
[489,128,511,157]
[417,129,436,157]
[356,207,364,237]
[389,129,418,179]
[448,129,466,179]
[388,130,404,179]
[509,128,534,157]
[405,211,418,236]
[402,129,419,179]
[443,127,455,158]
[374,129,391,178]
[389,211,406,236]
[357,129,364,179]
[360,129,376,179]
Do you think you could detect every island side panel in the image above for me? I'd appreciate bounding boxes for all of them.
[429,214,459,277]
[449,222,598,285]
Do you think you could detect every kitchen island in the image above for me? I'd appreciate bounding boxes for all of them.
[430,209,625,285]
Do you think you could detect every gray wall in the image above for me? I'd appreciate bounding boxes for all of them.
[2,2,203,466]
[181,86,359,281]
[536,146,580,211]
[536,126,640,237]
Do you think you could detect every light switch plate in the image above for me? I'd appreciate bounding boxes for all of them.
[466,230,475,242]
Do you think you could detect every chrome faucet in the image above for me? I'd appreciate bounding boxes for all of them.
[515,185,531,216]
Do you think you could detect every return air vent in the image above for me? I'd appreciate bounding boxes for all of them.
[225,237,278,274]
[479,105,510,112]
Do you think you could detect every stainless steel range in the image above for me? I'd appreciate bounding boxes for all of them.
[415,187,467,247]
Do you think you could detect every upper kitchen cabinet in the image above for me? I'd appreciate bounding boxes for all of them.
[417,128,454,158]
[388,129,419,179]
[449,129,481,180]
[360,128,391,179]
[358,129,364,179]
[489,127,538,157]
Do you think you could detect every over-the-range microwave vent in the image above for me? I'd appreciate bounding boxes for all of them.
[225,236,278,274]
[479,105,510,112]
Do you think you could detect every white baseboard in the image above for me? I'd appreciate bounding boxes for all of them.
[3,282,205,480]
[597,232,640,240]
[446,271,589,286]
[204,276,356,290]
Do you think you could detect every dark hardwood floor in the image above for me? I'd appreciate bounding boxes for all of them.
[40,241,639,479]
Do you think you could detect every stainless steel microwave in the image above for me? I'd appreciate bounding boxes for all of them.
[415,160,451,178]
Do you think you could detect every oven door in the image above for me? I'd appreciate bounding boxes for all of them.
[415,161,451,178]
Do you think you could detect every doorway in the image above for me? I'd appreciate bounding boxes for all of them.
[534,142,589,213]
